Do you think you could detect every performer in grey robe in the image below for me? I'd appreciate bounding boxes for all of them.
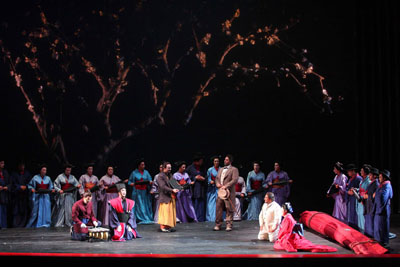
[52,164,81,227]
[78,163,100,218]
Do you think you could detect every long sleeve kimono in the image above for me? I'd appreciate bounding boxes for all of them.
[128,169,153,224]
[234,176,246,221]
[373,181,393,245]
[330,173,348,222]
[346,175,362,230]
[206,166,219,222]
[52,173,79,227]
[173,172,197,223]
[0,169,11,228]
[11,170,32,227]
[243,170,266,220]
[26,175,53,228]
[364,179,379,237]
[98,175,120,226]
[78,174,100,218]
[71,198,100,241]
[187,164,207,222]
[274,213,337,252]
[109,197,141,241]
[150,173,161,223]
[356,175,371,233]
[266,170,291,205]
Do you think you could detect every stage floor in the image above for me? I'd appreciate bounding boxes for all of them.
[0,218,399,256]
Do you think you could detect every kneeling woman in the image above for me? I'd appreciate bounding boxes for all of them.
[274,202,337,253]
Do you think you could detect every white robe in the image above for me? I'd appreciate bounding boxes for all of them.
[258,201,282,241]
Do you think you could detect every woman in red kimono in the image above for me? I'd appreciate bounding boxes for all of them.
[274,202,337,253]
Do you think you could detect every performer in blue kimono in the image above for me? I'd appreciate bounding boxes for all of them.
[356,164,371,233]
[363,167,379,238]
[374,169,393,247]
[187,153,207,222]
[26,164,54,228]
[173,161,197,223]
[327,162,348,223]
[109,183,141,241]
[0,159,11,228]
[206,156,220,222]
[345,164,362,230]
[52,164,81,227]
[11,162,32,227]
[266,162,292,205]
[243,161,266,220]
[128,159,154,224]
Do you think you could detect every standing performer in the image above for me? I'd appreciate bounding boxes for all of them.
[157,162,180,232]
[234,175,246,221]
[243,161,266,220]
[0,159,11,228]
[98,165,125,227]
[206,156,220,222]
[357,164,371,233]
[173,161,197,223]
[266,162,292,205]
[79,163,100,218]
[345,164,362,230]
[109,183,141,241]
[214,154,239,231]
[374,169,393,247]
[187,153,207,222]
[128,159,154,224]
[150,163,163,223]
[364,167,379,238]
[258,192,282,242]
[52,164,81,227]
[71,191,101,241]
[26,164,54,228]
[274,202,337,253]
[11,162,32,227]
[327,162,348,222]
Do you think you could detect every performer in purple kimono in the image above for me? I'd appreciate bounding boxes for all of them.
[78,163,100,218]
[173,161,197,223]
[0,159,11,228]
[98,165,126,227]
[374,169,393,247]
[266,162,292,205]
[10,162,32,227]
[109,183,141,241]
[364,167,379,238]
[186,153,207,222]
[327,162,347,222]
[345,164,362,230]
[71,191,101,241]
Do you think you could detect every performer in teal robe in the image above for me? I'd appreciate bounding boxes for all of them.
[356,164,371,233]
[128,159,154,224]
[243,161,266,220]
[26,165,54,228]
[206,156,220,222]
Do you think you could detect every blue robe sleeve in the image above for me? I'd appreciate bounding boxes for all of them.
[375,184,393,215]
[128,171,135,185]
[109,203,120,229]
[47,178,54,190]
[27,176,36,190]
[128,205,138,229]
[246,172,252,193]
[207,168,212,185]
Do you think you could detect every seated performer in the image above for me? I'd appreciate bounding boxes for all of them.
[109,183,140,241]
[234,176,246,221]
[71,191,101,241]
[258,192,282,242]
[274,202,337,252]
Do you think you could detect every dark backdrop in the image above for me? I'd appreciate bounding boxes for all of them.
[0,0,398,215]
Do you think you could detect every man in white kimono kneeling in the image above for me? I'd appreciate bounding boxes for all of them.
[258,192,282,242]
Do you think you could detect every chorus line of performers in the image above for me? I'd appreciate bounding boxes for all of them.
[327,162,393,248]
[0,155,292,230]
